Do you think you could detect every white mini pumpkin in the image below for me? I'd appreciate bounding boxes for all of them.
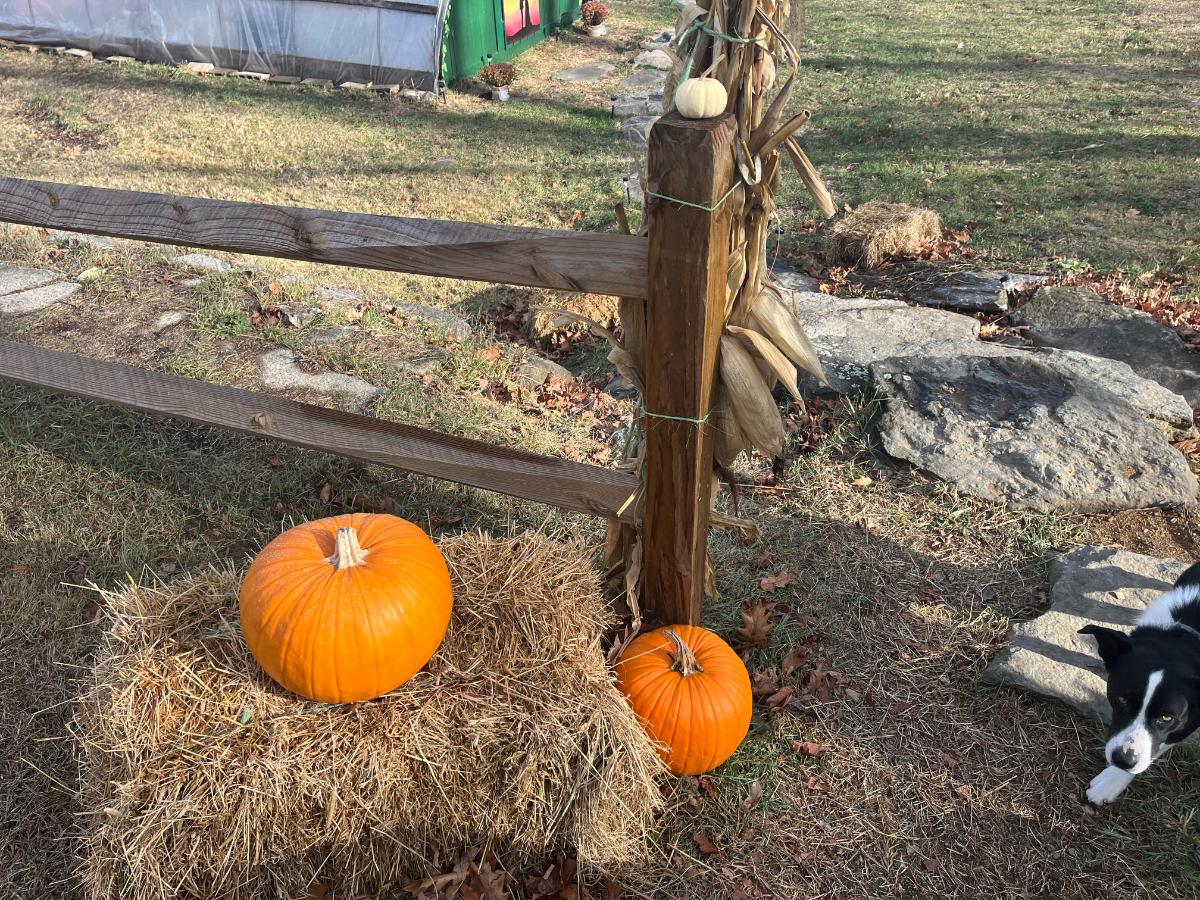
[674,77,728,119]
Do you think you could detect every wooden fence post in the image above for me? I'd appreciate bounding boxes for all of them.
[641,111,737,625]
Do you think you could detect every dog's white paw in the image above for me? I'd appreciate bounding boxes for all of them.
[1087,766,1135,805]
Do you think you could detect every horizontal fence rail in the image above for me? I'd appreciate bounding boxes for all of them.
[0,340,640,521]
[0,177,649,298]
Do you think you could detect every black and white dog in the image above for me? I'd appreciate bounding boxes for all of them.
[1078,561,1200,805]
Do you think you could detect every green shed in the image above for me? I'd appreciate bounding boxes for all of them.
[444,0,582,82]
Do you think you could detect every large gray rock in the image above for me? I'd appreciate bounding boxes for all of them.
[611,93,664,117]
[873,352,1198,512]
[1036,349,1195,439]
[551,62,616,83]
[619,116,658,149]
[518,354,573,386]
[1011,286,1200,406]
[394,303,471,341]
[769,261,821,294]
[790,292,1195,437]
[790,292,983,394]
[983,546,1188,722]
[258,349,382,404]
[0,264,59,295]
[910,267,1047,314]
[632,49,674,70]
[170,253,231,274]
[618,68,668,91]
[0,280,81,314]
[49,230,124,251]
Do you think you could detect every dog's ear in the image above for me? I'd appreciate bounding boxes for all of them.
[1078,625,1132,669]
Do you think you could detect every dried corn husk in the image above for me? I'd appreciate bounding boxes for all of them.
[726,324,800,402]
[710,386,747,466]
[719,335,784,458]
[750,284,827,384]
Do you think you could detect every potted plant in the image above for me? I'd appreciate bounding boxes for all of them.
[478,62,516,101]
[581,1,609,37]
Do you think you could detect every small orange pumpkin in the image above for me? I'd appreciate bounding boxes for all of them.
[239,513,452,703]
[614,624,752,775]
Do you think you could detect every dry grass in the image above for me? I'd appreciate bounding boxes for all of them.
[824,202,942,269]
[74,533,665,900]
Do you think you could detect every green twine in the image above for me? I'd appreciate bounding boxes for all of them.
[644,182,739,213]
[641,408,713,426]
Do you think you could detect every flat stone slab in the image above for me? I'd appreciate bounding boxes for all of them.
[769,261,821,294]
[308,324,361,346]
[316,286,363,304]
[170,253,231,274]
[0,265,59,296]
[1037,348,1195,439]
[873,352,1199,512]
[552,62,616,83]
[619,116,657,148]
[791,292,982,394]
[632,49,674,70]
[612,93,664,117]
[48,230,124,251]
[983,546,1188,722]
[152,310,189,332]
[518,354,573,386]
[910,267,1047,314]
[618,68,668,91]
[258,349,382,404]
[0,280,81,314]
[1011,286,1200,406]
[395,303,471,341]
[792,291,1195,437]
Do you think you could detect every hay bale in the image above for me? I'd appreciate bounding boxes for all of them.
[75,533,665,900]
[824,201,941,269]
[530,294,619,343]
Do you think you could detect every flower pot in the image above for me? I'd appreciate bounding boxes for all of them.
[586,23,608,37]
[490,86,510,101]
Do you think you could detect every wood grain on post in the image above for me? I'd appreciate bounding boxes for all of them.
[0,177,648,298]
[641,112,737,625]
[0,339,640,520]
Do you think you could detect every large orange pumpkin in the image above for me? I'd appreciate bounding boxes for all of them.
[614,625,752,775]
[239,513,452,703]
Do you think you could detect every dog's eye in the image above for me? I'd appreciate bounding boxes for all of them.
[1115,696,1130,708]
[1160,713,1174,723]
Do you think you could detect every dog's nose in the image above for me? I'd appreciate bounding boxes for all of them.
[1111,746,1138,770]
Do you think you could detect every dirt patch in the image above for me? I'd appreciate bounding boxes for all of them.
[20,96,113,150]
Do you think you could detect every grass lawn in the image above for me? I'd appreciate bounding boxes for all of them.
[1,0,1199,898]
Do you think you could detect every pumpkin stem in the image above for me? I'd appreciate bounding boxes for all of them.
[327,526,369,570]
[665,629,704,677]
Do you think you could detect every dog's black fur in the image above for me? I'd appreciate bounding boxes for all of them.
[1078,562,1200,804]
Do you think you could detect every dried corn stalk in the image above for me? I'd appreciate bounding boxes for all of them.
[601,0,835,621]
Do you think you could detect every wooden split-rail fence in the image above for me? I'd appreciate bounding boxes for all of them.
[0,113,739,626]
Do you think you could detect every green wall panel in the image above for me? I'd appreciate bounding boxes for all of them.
[443,0,581,83]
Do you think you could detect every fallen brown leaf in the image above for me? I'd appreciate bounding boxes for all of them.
[752,551,774,568]
[751,669,780,696]
[781,645,810,676]
[694,832,721,855]
[804,775,830,792]
[791,740,829,758]
[943,749,965,768]
[698,776,720,799]
[318,481,333,504]
[923,858,940,874]
[743,779,763,809]
[759,569,798,592]
[737,601,775,647]
[765,685,795,709]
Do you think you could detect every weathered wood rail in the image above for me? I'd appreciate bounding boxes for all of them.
[0,177,649,298]
[0,113,730,626]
